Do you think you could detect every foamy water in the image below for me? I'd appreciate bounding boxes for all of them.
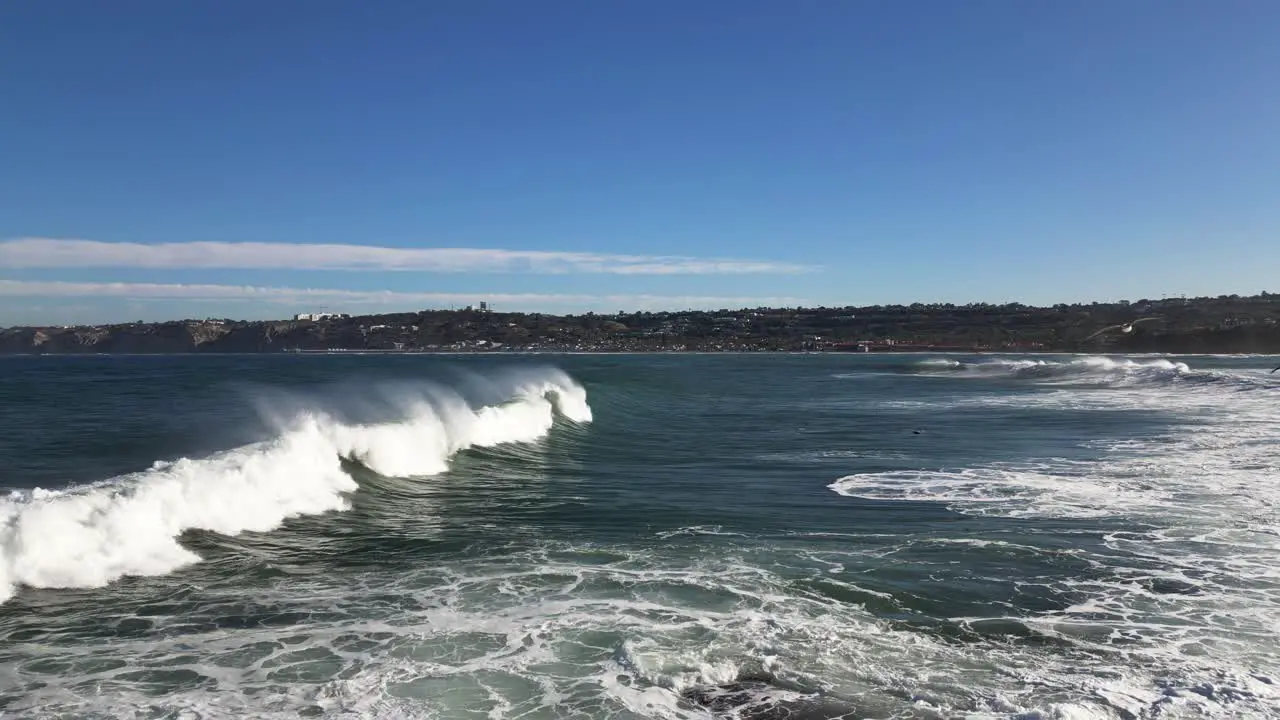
[0,354,1276,719]
[832,355,1280,718]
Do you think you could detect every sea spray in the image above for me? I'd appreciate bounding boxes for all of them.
[0,370,591,602]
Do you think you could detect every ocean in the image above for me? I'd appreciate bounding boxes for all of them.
[0,353,1276,720]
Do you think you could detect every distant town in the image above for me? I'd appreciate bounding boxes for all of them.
[3,293,1280,355]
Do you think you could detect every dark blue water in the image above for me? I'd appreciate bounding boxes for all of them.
[1,353,1277,719]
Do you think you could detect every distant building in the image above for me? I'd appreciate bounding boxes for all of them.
[294,312,349,321]
[479,301,489,312]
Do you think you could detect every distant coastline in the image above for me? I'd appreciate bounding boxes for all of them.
[4,293,1280,355]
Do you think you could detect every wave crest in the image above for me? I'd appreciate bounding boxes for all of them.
[0,368,591,603]
[914,355,1192,385]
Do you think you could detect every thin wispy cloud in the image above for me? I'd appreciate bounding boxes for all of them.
[0,280,804,312]
[0,238,816,275]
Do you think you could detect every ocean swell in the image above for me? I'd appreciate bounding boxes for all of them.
[0,369,591,603]
[914,355,1193,385]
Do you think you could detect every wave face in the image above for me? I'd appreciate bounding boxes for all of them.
[0,367,590,603]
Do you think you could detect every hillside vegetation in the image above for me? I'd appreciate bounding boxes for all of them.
[4,293,1279,354]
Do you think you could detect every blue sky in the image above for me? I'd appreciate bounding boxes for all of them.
[2,1,1277,325]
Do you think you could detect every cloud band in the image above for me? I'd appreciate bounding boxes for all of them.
[0,279,803,312]
[0,238,815,275]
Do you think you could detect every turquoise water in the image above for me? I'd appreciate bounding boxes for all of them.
[0,354,1277,719]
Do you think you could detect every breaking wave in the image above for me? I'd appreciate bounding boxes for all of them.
[0,368,591,604]
[899,357,1280,397]
[913,355,1193,384]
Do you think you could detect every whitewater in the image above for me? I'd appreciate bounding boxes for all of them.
[0,367,591,603]
[0,353,1276,719]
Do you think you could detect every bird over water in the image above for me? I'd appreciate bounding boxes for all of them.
[1082,316,1162,342]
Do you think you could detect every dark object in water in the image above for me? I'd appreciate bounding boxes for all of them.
[912,429,924,435]
[681,676,860,719]
[1140,577,1200,596]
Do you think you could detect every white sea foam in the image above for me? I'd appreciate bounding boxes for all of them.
[912,355,1194,385]
[8,538,1273,719]
[832,357,1280,714]
[0,369,591,603]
